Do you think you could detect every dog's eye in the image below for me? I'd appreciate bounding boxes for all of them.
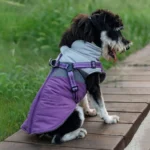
[107,30,117,38]
[107,30,122,41]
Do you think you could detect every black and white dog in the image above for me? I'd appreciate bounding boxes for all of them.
[41,9,132,143]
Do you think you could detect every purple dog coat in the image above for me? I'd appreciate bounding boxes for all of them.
[21,40,106,134]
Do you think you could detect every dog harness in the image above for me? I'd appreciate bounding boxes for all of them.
[21,40,106,134]
[49,55,104,103]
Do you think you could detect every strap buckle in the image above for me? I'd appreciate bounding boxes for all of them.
[49,59,59,67]
[91,61,96,68]
[67,63,74,72]
[71,86,78,92]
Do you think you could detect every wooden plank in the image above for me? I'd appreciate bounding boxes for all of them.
[102,87,150,95]
[4,103,148,150]
[5,130,51,144]
[85,112,140,124]
[61,134,124,150]
[5,130,125,150]
[105,103,148,113]
[107,71,150,76]
[105,75,150,82]
[109,66,150,71]
[0,142,92,150]
[5,102,148,149]
[125,112,150,150]
[107,67,150,76]
[123,103,150,146]
[103,81,150,88]
[86,104,150,147]
[122,44,150,64]
[83,122,132,136]
[103,94,150,103]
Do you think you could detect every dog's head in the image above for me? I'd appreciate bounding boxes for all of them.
[89,9,132,61]
[59,9,132,61]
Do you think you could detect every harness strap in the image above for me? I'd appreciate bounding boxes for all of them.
[49,58,103,103]
[73,61,103,71]
[68,71,78,102]
[49,61,103,70]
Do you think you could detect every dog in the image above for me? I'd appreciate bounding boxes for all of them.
[21,9,132,144]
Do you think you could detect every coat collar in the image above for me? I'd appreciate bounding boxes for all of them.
[60,40,102,60]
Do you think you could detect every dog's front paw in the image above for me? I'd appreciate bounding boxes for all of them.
[103,115,119,124]
[84,108,97,117]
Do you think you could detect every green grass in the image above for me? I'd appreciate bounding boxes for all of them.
[0,0,150,141]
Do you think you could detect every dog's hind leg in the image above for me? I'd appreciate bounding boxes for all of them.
[60,128,87,142]
[51,105,87,144]
[80,94,97,116]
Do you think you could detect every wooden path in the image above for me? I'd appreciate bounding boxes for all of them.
[1,45,150,150]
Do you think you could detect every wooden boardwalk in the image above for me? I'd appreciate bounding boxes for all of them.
[1,45,150,150]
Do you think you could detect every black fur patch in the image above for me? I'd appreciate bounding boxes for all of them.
[39,109,82,144]
[86,73,101,105]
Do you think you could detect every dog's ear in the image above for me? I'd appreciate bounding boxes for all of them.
[59,14,94,47]
[71,14,88,35]
[90,9,123,31]
[71,14,94,42]
[72,14,88,28]
[89,14,110,31]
